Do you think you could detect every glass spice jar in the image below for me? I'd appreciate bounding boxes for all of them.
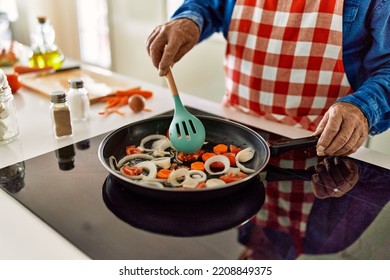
[67,78,90,121]
[0,69,19,145]
[50,90,73,139]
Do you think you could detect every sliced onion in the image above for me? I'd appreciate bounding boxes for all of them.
[138,134,170,152]
[204,155,231,175]
[205,178,226,188]
[236,147,255,162]
[117,154,154,167]
[151,157,171,169]
[236,161,256,173]
[142,181,164,188]
[235,147,256,173]
[182,177,199,189]
[188,170,207,182]
[135,161,157,179]
[168,168,189,187]
[151,138,169,149]
[109,156,119,170]
[227,167,241,175]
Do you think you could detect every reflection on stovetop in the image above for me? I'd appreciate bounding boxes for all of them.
[1,107,390,260]
[103,174,265,237]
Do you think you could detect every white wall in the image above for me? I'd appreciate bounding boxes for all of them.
[107,0,227,103]
[12,0,81,61]
[368,130,390,156]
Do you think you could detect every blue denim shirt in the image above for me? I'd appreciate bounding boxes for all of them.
[172,0,390,135]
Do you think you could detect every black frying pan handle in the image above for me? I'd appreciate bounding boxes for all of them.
[269,135,320,157]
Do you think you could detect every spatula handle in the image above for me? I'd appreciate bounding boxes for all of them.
[165,68,179,97]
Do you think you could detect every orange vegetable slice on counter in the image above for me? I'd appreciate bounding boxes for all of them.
[97,87,154,116]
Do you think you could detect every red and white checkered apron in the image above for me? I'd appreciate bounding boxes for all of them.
[224,0,353,131]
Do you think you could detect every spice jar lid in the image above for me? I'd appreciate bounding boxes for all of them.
[50,90,67,103]
[37,16,47,24]
[68,78,84,89]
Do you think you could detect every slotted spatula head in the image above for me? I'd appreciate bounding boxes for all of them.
[165,69,206,154]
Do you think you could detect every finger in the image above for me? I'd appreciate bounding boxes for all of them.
[311,174,329,199]
[149,36,169,69]
[335,157,359,185]
[328,126,360,156]
[145,27,161,56]
[159,41,182,76]
[173,42,195,64]
[313,113,329,136]
[315,161,338,190]
[324,157,346,187]
[316,112,342,155]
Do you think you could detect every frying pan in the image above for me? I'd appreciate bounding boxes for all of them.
[98,115,318,200]
[102,174,265,236]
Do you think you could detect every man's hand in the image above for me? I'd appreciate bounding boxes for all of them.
[314,102,369,156]
[146,18,200,76]
[311,157,359,199]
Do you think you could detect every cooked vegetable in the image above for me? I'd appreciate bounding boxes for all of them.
[205,178,226,188]
[109,134,257,190]
[213,144,228,154]
[128,94,145,113]
[204,155,231,175]
[156,169,172,179]
[98,87,153,116]
[190,161,205,171]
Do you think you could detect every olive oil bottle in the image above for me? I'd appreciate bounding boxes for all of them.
[28,16,64,69]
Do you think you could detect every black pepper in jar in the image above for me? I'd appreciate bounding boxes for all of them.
[50,90,73,138]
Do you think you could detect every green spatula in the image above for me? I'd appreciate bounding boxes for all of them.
[165,69,206,154]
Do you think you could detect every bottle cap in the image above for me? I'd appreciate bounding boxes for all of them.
[50,90,67,103]
[68,78,84,89]
[37,16,47,24]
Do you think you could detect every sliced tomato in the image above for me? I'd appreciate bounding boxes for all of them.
[219,172,248,183]
[122,165,143,176]
[195,182,206,189]
[126,145,141,155]
[229,144,242,154]
[223,152,236,166]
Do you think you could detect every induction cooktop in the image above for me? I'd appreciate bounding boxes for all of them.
[1,108,389,260]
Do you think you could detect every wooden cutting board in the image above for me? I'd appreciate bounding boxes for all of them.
[20,67,139,104]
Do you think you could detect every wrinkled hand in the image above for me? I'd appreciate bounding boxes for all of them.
[311,157,359,199]
[146,18,200,76]
[314,102,369,156]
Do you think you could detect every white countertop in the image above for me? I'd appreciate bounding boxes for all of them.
[1,66,389,259]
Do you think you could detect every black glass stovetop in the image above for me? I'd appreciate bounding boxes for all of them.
[1,108,390,260]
